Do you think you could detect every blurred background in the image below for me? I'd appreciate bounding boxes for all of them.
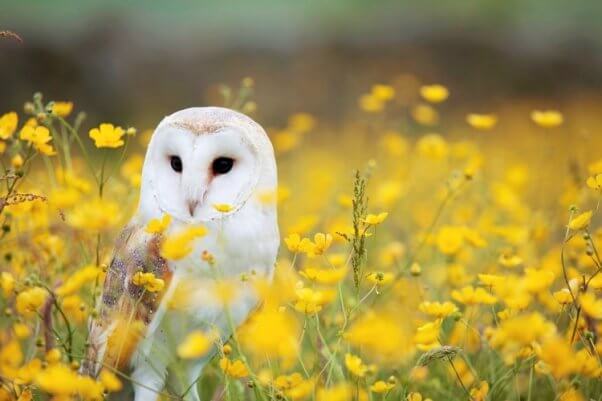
[2,0,602,129]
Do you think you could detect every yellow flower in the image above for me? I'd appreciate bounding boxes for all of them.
[407,392,423,401]
[359,94,384,112]
[365,271,394,286]
[35,363,78,396]
[312,233,332,255]
[568,210,592,230]
[537,336,577,379]
[177,330,214,359]
[219,357,248,378]
[553,288,573,305]
[99,369,123,392]
[145,213,172,234]
[420,84,449,103]
[316,383,359,401]
[559,388,585,401]
[451,286,497,305]
[410,262,422,276]
[213,203,233,213]
[531,110,563,127]
[294,286,334,314]
[11,154,23,168]
[13,323,31,339]
[414,320,441,350]
[284,233,302,252]
[89,123,125,148]
[56,264,100,296]
[19,125,56,155]
[490,313,556,363]
[345,353,368,377]
[51,101,73,117]
[274,130,301,153]
[238,306,300,365]
[61,294,88,323]
[478,274,504,288]
[273,373,314,400]
[288,112,316,133]
[16,287,47,317]
[0,339,23,378]
[1,272,15,297]
[132,272,165,293]
[418,301,459,319]
[470,381,489,401]
[160,226,207,260]
[295,233,333,257]
[370,380,395,393]
[412,103,439,126]
[436,226,464,255]
[0,111,18,139]
[586,174,602,191]
[300,266,347,285]
[523,268,555,294]
[466,113,497,130]
[363,212,388,225]
[45,348,62,364]
[498,252,523,268]
[579,292,602,319]
[371,84,395,101]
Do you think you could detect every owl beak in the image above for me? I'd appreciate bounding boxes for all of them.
[187,199,199,217]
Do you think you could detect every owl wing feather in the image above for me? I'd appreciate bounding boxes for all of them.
[82,224,172,376]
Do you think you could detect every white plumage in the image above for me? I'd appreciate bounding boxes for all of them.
[84,107,279,401]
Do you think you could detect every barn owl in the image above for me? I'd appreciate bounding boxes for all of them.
[82,107,279,401]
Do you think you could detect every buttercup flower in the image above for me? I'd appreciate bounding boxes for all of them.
[466,113,497,130]
[451,286,497,305]
[345,353,369,377]
[89,123,125,148]
[568,210,592,230]
[145,213,171,234]
[19,125,56,155]
[213,203,233,213]
[16,287,47,318]
[363,212,388,225]
[160,226,208,260]
[0,111,18,139]
[177,330,215,359]
[419,301,459,319]
[586,173,602,191]
[132,272,165,293]
[371,380,395,393]
[51,101,73,117]
[420,84,449,103]
[219,357,248,378]
[531,110,563,127]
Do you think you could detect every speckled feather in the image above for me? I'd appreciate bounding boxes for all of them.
[82,225,171,375]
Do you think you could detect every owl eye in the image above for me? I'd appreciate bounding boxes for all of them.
[170,155,183,173]
[212,157,234,175]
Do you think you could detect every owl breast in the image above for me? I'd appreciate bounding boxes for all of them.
[137,200,279,362]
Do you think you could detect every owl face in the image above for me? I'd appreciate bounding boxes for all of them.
[137,107,277,224]
[146,125,260,223]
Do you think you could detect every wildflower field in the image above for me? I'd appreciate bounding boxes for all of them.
[1,77,602,401]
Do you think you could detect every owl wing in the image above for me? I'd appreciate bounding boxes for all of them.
[82,224,172,376]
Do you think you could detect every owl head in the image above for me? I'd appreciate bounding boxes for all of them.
[137,107,277,224]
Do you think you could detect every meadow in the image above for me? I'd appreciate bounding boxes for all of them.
[0,77,601,401]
